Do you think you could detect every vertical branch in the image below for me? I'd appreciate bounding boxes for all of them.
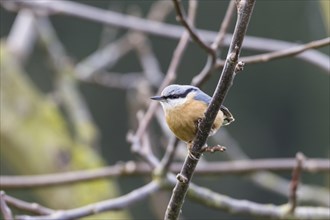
[289,152,305,213]
[164,1,256,219]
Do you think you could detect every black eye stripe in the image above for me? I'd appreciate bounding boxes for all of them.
[164,87,197,99]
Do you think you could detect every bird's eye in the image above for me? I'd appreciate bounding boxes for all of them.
[169,94,179,99]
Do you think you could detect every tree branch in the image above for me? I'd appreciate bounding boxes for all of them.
[172,0,216,61]
[129,4,192,155]
[2,0,329,72]
[192,0,236,87]
[216,37,330,67]
[165,1,256,219]
[16,181,160,220]
[210,0,236,51]
[2,192,54,215]
[212,130,330,206]
[185,182,330,220]
[1,158,329,189]
[0,192,13,220]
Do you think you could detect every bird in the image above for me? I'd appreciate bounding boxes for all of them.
[150,84,234,144]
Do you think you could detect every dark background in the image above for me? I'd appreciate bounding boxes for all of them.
[1,1,329,219]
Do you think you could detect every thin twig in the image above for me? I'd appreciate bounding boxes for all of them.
[3,0,329,72]
[3,192,54,215]
[75,36,135,80]
[1,158,329,189]
[36,16,97,145]
[132,110,160,167]
[216,37,330,67]
[155,0,199,177]
[86,72,144,89]
[211,0,236,51]
[6,9,37,63]
[0,191,13,220]
[129,13,191,156]
[16,181,160,220]
[213,130,330,206]
[192,0,237,87]
[127,0,192,156]
[165,1,256,219]
[289,152,305,214]
[172,0,216,61]
[184,181,330,220]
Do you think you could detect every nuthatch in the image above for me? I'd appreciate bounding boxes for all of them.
[151,84,234,144]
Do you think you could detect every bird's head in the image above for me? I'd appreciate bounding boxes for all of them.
[150,84,199,110]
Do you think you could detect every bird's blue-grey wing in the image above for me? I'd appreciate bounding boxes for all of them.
[194,89,212,105]
[194,89,234,125]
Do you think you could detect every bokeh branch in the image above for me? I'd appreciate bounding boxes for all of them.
[172,0,216,61]
[1,192,54,215]
[0,192,13,220]
[217,36,330,67]
[185,182,330,220]
[15,181,160,220]
[1,157,329,189]
[2,0,329,72]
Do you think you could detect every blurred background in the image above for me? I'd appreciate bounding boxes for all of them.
[1,0,329,219]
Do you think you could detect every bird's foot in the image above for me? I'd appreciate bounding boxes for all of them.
[201,145,226,153]
[188,150,199,161]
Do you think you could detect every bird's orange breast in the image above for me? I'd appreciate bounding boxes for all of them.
[165,94,224,142]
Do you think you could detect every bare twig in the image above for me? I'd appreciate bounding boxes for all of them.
[3,192,54,215]
[211,0,236,51]
[216,37,330,67]
[87,72,144,89]
[126,0,192,157]
[0,191,13,220]
[132,111,160,167]
[75,36,135,80]
[172,0,216,61]
[165,1,256,219]
[6,9,37,63]
[1,158,329,189]
[128,1,171,87]
[36,16,97,145]
[3,0,329,72]
[185,182,330,220]
[129,13,191,155]
[16,181,160,220]
[213,130,330,206]
[155,137,180,177]
[289,152,305,214]
[155,0,199,177]
[76,0,172,84]
[192,0,236,87]
[132,33,164,87]
[5,176,330,220]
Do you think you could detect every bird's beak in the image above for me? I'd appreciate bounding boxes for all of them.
[150,95,165,101]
